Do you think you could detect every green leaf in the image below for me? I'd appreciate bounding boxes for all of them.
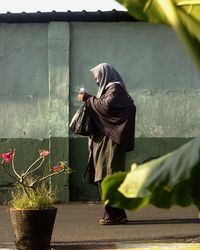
[177,0,200,23]
[116,0,149,20]
[101,172,149,210]
[101,137,200,210]
[148,180,193,208]
[118,155,169,198]
[118,136,200,209]
[159,1,200,72]
[115,0,200,71]
[143,0,171,24]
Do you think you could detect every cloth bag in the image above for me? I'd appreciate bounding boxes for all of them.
[69,102,93,136]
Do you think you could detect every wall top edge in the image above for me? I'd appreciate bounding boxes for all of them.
[0,10,138,24]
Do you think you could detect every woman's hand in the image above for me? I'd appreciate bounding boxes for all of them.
[78,92,90,102]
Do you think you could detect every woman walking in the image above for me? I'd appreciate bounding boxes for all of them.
[78,63,136,225]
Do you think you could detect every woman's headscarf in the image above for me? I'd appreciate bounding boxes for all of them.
[90,63,127,98]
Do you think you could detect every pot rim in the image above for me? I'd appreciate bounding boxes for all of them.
[9,206,57,211]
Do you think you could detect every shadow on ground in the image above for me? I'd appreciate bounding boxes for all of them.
[127,218,200,224]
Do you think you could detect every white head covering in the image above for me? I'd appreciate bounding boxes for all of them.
[90,63,127,98]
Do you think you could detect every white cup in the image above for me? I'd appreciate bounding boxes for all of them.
[79,87,85,93]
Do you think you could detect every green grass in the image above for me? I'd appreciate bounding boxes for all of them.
[11,184,56,209]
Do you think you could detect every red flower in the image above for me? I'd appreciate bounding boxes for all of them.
[0,149,14,163]
[39,149,50,157]
[52,165,62,172]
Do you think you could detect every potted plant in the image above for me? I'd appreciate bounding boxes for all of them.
[0,148,72,250]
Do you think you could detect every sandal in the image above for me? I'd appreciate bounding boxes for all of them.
[99,216,128,225]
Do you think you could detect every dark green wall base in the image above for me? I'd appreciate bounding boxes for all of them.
[0,137,193,203]
[69,137,193,201]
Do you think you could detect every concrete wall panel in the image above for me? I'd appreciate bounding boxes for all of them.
[69,22,200,200]
[0,20,199,202]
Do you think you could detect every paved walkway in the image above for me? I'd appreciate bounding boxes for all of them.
[0,203,200,249]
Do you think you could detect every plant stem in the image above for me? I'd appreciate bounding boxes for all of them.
[23,157,44,178]
[11,150,21,178]
[30,169,65,187]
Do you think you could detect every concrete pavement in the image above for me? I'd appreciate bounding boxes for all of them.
[0,202,200,249]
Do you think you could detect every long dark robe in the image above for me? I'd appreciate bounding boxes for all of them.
[85,63,135,221]
[88,83,136,152]
[84,83,136,184]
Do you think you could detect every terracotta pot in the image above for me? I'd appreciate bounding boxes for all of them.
[9,207,57,250]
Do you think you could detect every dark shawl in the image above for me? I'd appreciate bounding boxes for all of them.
[88,63,136,151]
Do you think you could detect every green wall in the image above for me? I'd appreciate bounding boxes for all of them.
[0,21,199,202]
[69,22,199,200]
[0,22,70,203]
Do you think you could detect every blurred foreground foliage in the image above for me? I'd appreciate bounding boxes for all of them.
[102,0,200,215]
[102,137,200,212]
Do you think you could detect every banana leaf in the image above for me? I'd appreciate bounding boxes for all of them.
[101,171,150,210]
[101,136,200,210]
[101,0,200,213]
[116,0,200,71]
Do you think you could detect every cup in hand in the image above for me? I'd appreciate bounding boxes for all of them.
[79,87,86,93]
[78,87,86,102]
